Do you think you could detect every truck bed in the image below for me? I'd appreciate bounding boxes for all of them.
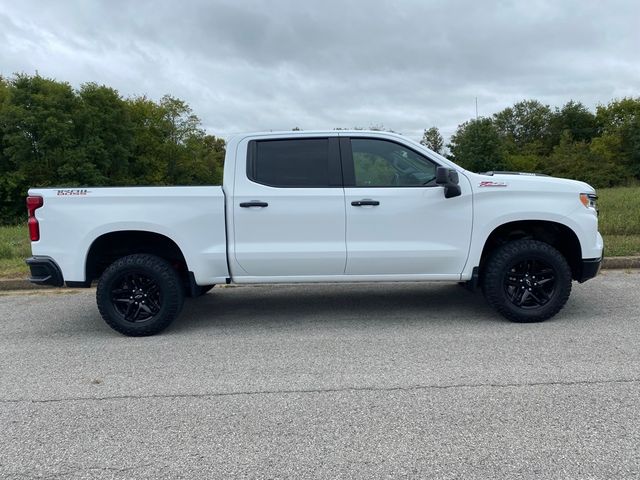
[28,186,229,286]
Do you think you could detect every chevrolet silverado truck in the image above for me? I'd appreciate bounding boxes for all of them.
[25,130,603,336]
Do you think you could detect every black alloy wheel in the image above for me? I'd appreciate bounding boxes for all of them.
[504,258,556,309]
[111,272,162,322]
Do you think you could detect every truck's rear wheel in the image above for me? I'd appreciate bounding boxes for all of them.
[96,254,184,336]
[482,239,572,323]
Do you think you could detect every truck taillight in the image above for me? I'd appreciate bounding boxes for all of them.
[27,196,44,241]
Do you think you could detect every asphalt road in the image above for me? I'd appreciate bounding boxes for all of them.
[1,271,639,479]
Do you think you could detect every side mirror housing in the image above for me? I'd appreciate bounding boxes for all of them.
[435,167,462,198]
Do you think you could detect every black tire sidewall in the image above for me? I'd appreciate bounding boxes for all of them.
[96,255,184,336]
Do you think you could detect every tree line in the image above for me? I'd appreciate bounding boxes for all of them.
[421,98,640,188]
[1,73,638,225]
[0,74,225,223]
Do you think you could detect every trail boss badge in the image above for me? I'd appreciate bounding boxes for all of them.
[479,181,507,187]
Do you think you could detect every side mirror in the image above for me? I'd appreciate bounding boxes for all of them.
[435,167,461,198]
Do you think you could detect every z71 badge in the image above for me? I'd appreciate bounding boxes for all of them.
[479,181,507,187]
[57,189,90,196]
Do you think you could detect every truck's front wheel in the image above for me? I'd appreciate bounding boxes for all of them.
[96,254,184,336]
[482,239,572,323]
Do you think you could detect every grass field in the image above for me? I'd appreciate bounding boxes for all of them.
[0,225,32,278]
[595,186,640,256]
[1,186,639,278]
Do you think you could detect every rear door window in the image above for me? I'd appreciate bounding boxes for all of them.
[248,138,340,187]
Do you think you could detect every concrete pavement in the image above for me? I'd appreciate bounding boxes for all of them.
[1,271,639,478]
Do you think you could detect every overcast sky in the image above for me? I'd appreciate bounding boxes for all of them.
[1,0,638,142]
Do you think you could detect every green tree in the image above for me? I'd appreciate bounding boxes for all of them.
[75,83,134,185]
[199,134,226,185]
[0,76,8,104]
[420,126,444,154]
[549,100,597,145]
[503,153,544,173]
[159,95,206,184]
[596,98,640,179]
[0,74,86,222]
[448,118,506,172]
[126,96,169,185]
[0,74,82,185]
[0,74,226,223]
[126,94,224,186]
[589,133,626,185]
[0,76,23,224]
[546,131,623,187]
[493,100,553,154]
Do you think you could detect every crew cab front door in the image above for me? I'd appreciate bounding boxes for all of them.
[341,137,472,276]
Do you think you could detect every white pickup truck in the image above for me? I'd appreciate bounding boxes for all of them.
[26,130,603,336]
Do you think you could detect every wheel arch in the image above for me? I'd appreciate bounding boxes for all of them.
[478,220,583,281]
[85,230,189,286]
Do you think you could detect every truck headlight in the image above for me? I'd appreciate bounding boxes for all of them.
[580,193,598,211]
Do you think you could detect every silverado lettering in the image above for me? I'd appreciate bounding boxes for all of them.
[56,189,89,196]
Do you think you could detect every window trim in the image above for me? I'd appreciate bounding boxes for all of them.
[246,137,342,188]
[339,137,442,188]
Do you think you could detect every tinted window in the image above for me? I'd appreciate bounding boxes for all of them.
[250,138,330,187]
[351,138,437,187]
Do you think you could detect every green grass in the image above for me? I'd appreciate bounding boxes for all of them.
[1,186,639,278]
[597,186,640,256]
[603,235,640,256]
[0,225,32,278]
[597,186,640,235]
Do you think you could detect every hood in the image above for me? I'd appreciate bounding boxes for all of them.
[464,171,595,194]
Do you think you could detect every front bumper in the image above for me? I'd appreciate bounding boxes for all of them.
[25,256,64,287]
[577,257,602,283]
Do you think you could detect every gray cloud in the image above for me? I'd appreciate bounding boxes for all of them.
[1,0,638,142]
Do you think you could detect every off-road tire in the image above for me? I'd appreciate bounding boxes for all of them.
[96,254,184,336]
[482,239,572,323]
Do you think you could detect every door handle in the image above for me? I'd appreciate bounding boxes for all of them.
[239,201,269,208]
[351,199,380,206]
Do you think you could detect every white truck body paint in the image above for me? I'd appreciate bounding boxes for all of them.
[29,130,603,286]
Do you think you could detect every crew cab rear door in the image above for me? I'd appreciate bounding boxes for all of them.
[340,136,473,276]
[231,135,346,278]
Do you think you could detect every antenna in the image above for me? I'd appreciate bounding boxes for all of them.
[475,97,478,119]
